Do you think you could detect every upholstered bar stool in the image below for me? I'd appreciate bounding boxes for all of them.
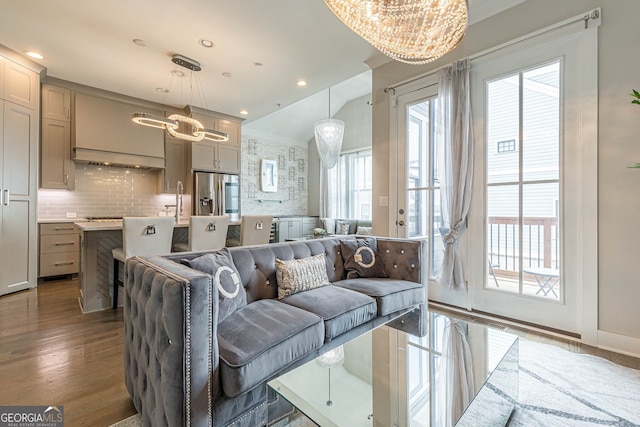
[111,216,175,309]
[175,215,230,252]
[239,215,273,246]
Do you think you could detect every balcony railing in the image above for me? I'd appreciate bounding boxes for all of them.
[488,216,559,274]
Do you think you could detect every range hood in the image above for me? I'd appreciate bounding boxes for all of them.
[74,93,166,170]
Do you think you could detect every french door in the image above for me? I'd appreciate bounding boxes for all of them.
[391,12,598,335]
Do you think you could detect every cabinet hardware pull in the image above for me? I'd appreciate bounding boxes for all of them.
[64,174,69,185]
[54,227,75,231]
[3,189,8,206]
[55,242,75,246]
[54,261,74,266]
[66,107,70,120]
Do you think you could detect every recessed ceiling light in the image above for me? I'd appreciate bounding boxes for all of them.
[132,39,147,47]
[171,70,185,78]
[156,87,169,93]
[199,39,214,48]
[239,110,248,115]
[222,72,232,78]
[296,80,307,87]
[25,51,44,60]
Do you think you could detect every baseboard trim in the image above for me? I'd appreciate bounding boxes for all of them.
[597,331,640,359]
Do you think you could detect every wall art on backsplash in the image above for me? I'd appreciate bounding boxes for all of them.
[248,139,258,155]
[247,182,257,199]
[298,177,306,191]
[278,155,286,170]
[298,159,306,173]
[289,147,297,162]
[288,186,297,201]
[248,159,257,177]
[288,166,296,181]
[261,159,278,193]
[278,174,286,189]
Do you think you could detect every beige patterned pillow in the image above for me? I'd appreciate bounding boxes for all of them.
[276,253,330,299]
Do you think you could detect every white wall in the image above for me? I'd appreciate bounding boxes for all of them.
[370,0,640,349]
[308,94,373,216]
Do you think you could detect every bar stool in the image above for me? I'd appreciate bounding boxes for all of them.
[112,216,175,309]
[174,215,230,252]
[240,215,273,246]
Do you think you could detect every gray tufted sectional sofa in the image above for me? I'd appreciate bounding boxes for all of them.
[123,235,426,427]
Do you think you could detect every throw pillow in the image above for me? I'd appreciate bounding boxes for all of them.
[323,218,336,235]
[340,238,387,279]
[276,253,330,299]
[336,220,351,235]
[356,226,372,236]
[181,248,247,322]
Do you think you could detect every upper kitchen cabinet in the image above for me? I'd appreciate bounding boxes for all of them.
[42,84,71,121]
[0,54,39,297]
[1,57,38,110]
[187,107,243,174]
[158,135,188,194]
[74,93,165,168]
[41,84,73,189]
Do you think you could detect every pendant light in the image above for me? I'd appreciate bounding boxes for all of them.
[132,54,229,142]
[314,87,344,169]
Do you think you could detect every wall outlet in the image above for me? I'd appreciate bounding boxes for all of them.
[65,212,77,218]
[379,196,389,207]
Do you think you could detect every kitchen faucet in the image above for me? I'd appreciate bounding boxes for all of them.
[176,180,184,224]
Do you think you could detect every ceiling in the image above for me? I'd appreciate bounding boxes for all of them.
[0,0,525,141]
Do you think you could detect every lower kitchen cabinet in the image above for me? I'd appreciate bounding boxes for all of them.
[276,217,319,242]
[39,222,80,278]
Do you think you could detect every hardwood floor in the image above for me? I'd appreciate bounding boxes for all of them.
[1,278,638,427]
[0,277,136,426]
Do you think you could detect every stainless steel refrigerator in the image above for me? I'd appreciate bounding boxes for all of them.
[193,172,240,221]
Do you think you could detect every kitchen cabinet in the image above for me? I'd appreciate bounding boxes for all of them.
[188,107,242,174]
[158,135,188,193]
[2,57,38,110]
[0,56,39,296]
[277,218,302,242]
[189,140,241,174]
[42,84,71,122]
[41,85,74,189]
[302,217,319,236]
[39,222,80,277]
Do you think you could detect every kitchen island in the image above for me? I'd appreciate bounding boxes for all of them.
[74,219,191,313]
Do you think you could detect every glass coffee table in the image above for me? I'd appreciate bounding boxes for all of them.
[267,309,518,426]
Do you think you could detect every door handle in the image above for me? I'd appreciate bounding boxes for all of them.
[3,189,8,206]
[397,220,406,227]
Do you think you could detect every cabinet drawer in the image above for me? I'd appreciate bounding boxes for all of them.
[39,252,79,276]
[40,222,77,235]
[40,233,79,253]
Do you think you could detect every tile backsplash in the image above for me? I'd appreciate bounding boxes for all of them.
[38,164,190,220]
[241,134,308,216]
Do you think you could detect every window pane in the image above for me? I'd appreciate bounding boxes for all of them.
[408,102,430,189]
[408,189,428,238]
[522,182,560,299]
[487,185,520,292]
[523,62,560,181]
[487,74,520,184]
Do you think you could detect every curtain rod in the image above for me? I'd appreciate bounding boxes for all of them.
[384,8,600,95]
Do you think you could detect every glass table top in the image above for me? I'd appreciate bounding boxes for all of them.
[267,309,519,427]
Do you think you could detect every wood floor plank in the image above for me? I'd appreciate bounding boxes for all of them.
[0,278,136,426]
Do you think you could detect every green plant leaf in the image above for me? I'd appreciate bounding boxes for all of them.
[628,163,640,169]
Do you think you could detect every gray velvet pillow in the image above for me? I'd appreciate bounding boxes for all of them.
[340,238,387,279]
[276,253,330,299]
[181,248,247,322]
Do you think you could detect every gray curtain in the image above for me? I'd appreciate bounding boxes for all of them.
[436,59,474,290]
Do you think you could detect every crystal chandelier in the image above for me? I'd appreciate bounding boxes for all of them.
[324,0,468,65]
[132,54,229,142]
[314,87,344,169]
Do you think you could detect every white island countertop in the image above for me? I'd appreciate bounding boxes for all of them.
[73,218,241,232]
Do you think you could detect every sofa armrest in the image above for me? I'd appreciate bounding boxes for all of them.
[376,238,426,285]
[124,255,219,427]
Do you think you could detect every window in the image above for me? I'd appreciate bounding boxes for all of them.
[496,139,516,153]
[486,61,561,299]
[327,149,372,219]
[406,97,443,277]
